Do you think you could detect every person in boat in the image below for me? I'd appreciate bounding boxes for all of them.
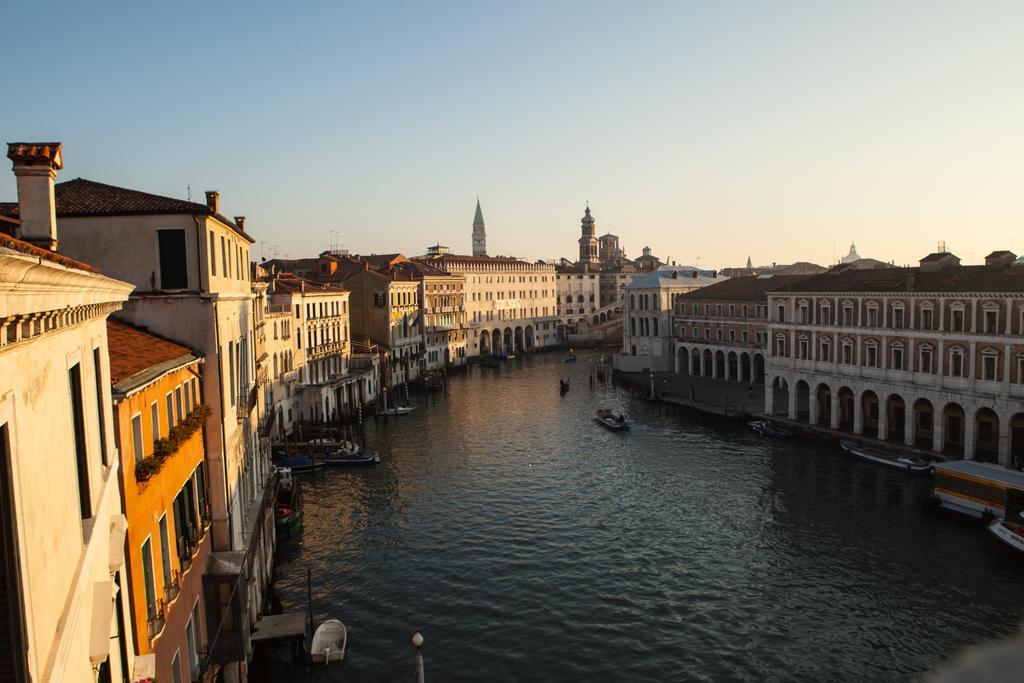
[617,414,625,423]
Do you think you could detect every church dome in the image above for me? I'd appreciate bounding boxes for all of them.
[581,206,594,225]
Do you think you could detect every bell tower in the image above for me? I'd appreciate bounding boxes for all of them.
[578,205,598,265]
[472,198,486,257]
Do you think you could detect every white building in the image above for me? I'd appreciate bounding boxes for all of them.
[0,142,137,682]
[616,265,724,372]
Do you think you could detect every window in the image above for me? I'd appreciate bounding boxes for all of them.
[729,305,735,317]
[982,351,998,381]
[68,364,91,519]
[842,339,853,364]
[891,344,904,371]
[716,304,723,316]
[228,341,236,404]
[142,538,157,620]
[715,328,722,341]
[798,337,809,360]
[158,229,188,289]
[729,330,736,342]
[820,338,830,362]
[919,345,933,373]
[132,414,144,461]
[741,330,748,343]
[775,336,787,357]
[950,348,965,377]
[984,308,999,334]
[820,306,831,325]
[171,651,183,683]
[842,304,854,326]
[209,232,217,276]
[1018,355,1024,384]
[159,515,172,590]
[950,307,964,332]
[920,307,934,330]
[777,305,785,322]
[220,235,228,278]
[186,614,199,679]
[866,305,878,327]
[175,386,184,422]
[892,307,905,329]
[151,401,161,443]
[865,342,878,368]
[92,349,108,466]
[166,393,175,429]
[374,292,386,308]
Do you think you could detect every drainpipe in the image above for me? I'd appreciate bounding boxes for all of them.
[211,287,233,550]
[193,214,205,291]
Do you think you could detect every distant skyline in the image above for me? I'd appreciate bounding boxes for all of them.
[4,1,1022,268]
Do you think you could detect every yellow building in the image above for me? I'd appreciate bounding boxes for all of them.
[108,319,210,683]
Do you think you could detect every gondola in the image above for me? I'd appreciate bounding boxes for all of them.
[594,408,629,431]
[321,451,381,466]
[274,456,324,473]
[748,420,792,439]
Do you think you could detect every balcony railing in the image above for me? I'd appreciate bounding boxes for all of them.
[147,599,167,641]
[236,383,257,421]
[163,568,181,604]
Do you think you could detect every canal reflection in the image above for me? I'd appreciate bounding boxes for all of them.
[269,351,1024,682]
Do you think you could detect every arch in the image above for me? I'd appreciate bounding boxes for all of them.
[479,331,491,354]
[727,351,739,382]
[503,327,513,354]
[514,326,524,352]
[715,350,726,379]
[912,398,934,449]
[677,346,689,375]
[703,349,713,378]
[691,348,701,375]
[740,353,751,383]
[837,386,855,432]
[593,315,600,326]
[886,393,906,442]
[795,380,811,423]
[600,312,607,323]
[524,325,535,350]
[491,329,502,353]
[975,408,1000,464]
[753,353,765,385]
[815,383,832,427]
[860,390,880,439]
[942,402,966,456]
[1011,413,1024,470]
[771,376,790,417]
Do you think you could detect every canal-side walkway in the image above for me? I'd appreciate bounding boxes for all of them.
[617,370,765,417]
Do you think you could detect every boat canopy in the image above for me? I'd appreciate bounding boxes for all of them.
[934,460,1024,489]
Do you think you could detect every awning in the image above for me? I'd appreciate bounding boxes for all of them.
[88,581,114,666]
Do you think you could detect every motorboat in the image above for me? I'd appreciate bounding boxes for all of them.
[308,438,360,457]
[840,440,933,474]
[322,450,380,466]
[594,409,629,431]
[274,456,324,473]
[390,405,417,416]
[310,618,348,664]
[748,420,792,439]
[988,517,1024,557]
[928,463,1024,521]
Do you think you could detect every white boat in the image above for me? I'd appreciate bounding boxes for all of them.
[930,461,1024,520]
[311,618,347,664]
[308,438,360,457]
[391,405,417,415]
[989,518,1024,557]
[840,440,933,474]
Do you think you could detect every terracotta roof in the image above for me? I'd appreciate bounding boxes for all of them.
[107,319,199,390]
[271,275,348,295]
[0,232,97,272]
[0,178,253,242]
[769,264,1024,294]
[679,275,809,301]
[7,142,63,169]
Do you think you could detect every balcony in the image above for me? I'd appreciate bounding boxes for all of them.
[308,340,345,360]
[163,569,181,604]
[146,599,167,641]
[136,405,210,487]
[236,384,257,421]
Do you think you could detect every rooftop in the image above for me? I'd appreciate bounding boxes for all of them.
[107,319,200,395]
[0,232,97,272]
[769,262,1024,294]
[679,274,810,301]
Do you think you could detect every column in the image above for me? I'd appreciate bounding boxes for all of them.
[854,395,863,435]
[809,389,819,425]
[830,393,841,430]
[764,383,774,415]
[787,384,798,420]
[878,400,888,441]
[964,412,976,459]
[904,405,914,447]
[998,410,1012,466]
[932,408,944,454]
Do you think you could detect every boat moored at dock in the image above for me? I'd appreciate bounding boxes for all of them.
[929,461,1024,521]
[840,440,935,474]
[749,420,792,439]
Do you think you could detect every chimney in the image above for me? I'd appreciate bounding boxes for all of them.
[7,142,63,251]
[205,190,220,214]
[234,216,245,230]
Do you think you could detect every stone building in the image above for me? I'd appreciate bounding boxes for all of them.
[108,320,209,683]
[672,275,809,385]
[616,266,723,372]
[764,251,1024,466]
[3,171,275,682]
[0,143,136,682]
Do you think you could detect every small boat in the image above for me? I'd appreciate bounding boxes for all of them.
[840,440,933,474]
[274,469,303,536]
[563,354,578,363]
[274,456,324,473]
[390,405,417,416]
[988,516,1024,557]
[322,450,380,466]
[310,618,348,664]
[305,438,360,457]
[275,504,303,535]
[748,420,792,439]
[594,409,629,431]
[559,379,570,396]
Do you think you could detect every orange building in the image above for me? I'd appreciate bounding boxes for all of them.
[108,319,212,683]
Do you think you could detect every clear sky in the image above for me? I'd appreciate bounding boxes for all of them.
[4,1,1022,268]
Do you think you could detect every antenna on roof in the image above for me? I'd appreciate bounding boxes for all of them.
[187,184,191,201]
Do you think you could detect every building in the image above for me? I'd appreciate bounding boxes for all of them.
[616,265,724,372]
[7,174,274,681]
[416,250,560,356]
[764,250,1024,466]
[0,142,136,682]
[672,275,808,384]
[399,256,467,372]
[108,320,209,683]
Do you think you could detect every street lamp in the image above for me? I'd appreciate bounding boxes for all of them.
[413,632,425,683]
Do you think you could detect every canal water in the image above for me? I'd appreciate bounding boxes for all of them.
[269,351,1024,682]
